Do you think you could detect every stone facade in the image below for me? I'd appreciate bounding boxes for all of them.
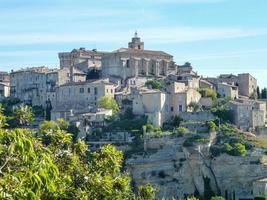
[58,48,108,72]
[204,73,257,97]
[217,82,238,99]
[132,83,201,126]
[102,35,174,81]
[0,82,9,100]
[10,67,86,107]
[227,99,266,131]
[52,79,116,120]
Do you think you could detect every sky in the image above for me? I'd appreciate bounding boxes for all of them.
[0,0,267,87]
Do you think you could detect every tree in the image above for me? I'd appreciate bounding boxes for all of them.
[198,88,217,100]
[257,86,261,99]
[98,96,120,114]
[0,105,7,128]
[207,121,217,133]
[138,184,156,200]
[172,115,183,127]
[261,88,267,99]
[145,80,163,90]
[0,115,155,199]
[11,104,35,127]
[188,102,202,112]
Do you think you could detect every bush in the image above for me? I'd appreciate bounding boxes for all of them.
[224,142,246,157]
[145,80,163,90]
[211,196,225,200]
[255,196,267,200]
[207,120,217,133]
[198,88,217,100]
[175,127,189,135]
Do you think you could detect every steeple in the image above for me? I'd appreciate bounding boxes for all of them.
[128,31,144,50]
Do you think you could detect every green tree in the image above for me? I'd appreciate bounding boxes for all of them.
[172,115,183,127]
[261,88,267,99]
[198,88,217,100]
[0,105,7,128]
[188,102,202,112]
[207,121,217,133]
[98,96,120,114]
[145,80,163,90]
[138,184,156,200]
[0,115,155,199]
[257,86,261,99]
[11,104,35,127]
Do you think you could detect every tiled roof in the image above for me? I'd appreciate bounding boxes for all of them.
[112,48,172,57]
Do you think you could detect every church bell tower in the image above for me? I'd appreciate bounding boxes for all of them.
[128,31,144,50]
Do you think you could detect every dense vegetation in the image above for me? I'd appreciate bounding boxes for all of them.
[0,108,156,199]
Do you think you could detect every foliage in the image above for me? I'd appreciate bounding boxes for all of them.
[172,115,184,127]
[0,105,7,128]
[138,184,156,200]
[11,104,35,127]
[261,88,267,99]
[206,121,217,133]
[198,88,217,100]
[32,105,45,117]
[175,127,189,135]
[188,102,202,112]
[211,196,225,200]
[98,96,120,114]
[210,106,233,123]
[0,115,154,199]
[187,197,199,200]
[145,80,163,90]
[255,196,267,200]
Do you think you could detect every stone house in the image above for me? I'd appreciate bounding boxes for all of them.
[132,83,201,126]
[52,79,116,120]
[0,71,10,83]
[253,178,267,197]
[10,66,86,108]
[217,82,238,99]
[226,99,266,131]
[204,73,257,97]
[58,48,108,73]
[0,82,9,100]
[168,73,200,89]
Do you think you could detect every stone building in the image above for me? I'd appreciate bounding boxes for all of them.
[217,82,238,99]
[52,79,116,120]
[253,178,267,197]
[10,66,86,107]
[58,48,108,73]
[204,73,257,97]
[132,82,201,126]
[0,82,9,100]
[102,33,175,82]
[0,71,10,83]
[226,99,266,131]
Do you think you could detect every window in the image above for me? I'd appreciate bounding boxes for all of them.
[111,89,113,93]
[94,87,98,95]
[80,88,84,93]
[138,45,141,49]
[171,107,174,112]
[179,105,183,112]
[106,89,109,93]
[88,88,90,93]
[126,60,130,68]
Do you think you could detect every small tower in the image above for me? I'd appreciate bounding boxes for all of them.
[128,31,144,50]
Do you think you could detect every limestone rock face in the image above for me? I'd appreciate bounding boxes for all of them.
[126,137,267,199]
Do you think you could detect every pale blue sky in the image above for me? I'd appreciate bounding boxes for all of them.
[0,0,267,87]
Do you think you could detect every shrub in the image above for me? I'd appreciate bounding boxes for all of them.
[211,196,225,200]
[145,80,163,90]
[175,127,189,135]
[255,196,267,200]
[207,120,217,132]
[198,88,217,100]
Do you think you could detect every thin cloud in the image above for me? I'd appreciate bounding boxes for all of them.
[0,26,266,45]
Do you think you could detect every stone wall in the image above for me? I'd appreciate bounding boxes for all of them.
[179,111,216,122]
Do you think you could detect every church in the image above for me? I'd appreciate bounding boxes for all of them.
[101,32,175,81]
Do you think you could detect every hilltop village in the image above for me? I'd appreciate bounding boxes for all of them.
[1,33,267,199]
